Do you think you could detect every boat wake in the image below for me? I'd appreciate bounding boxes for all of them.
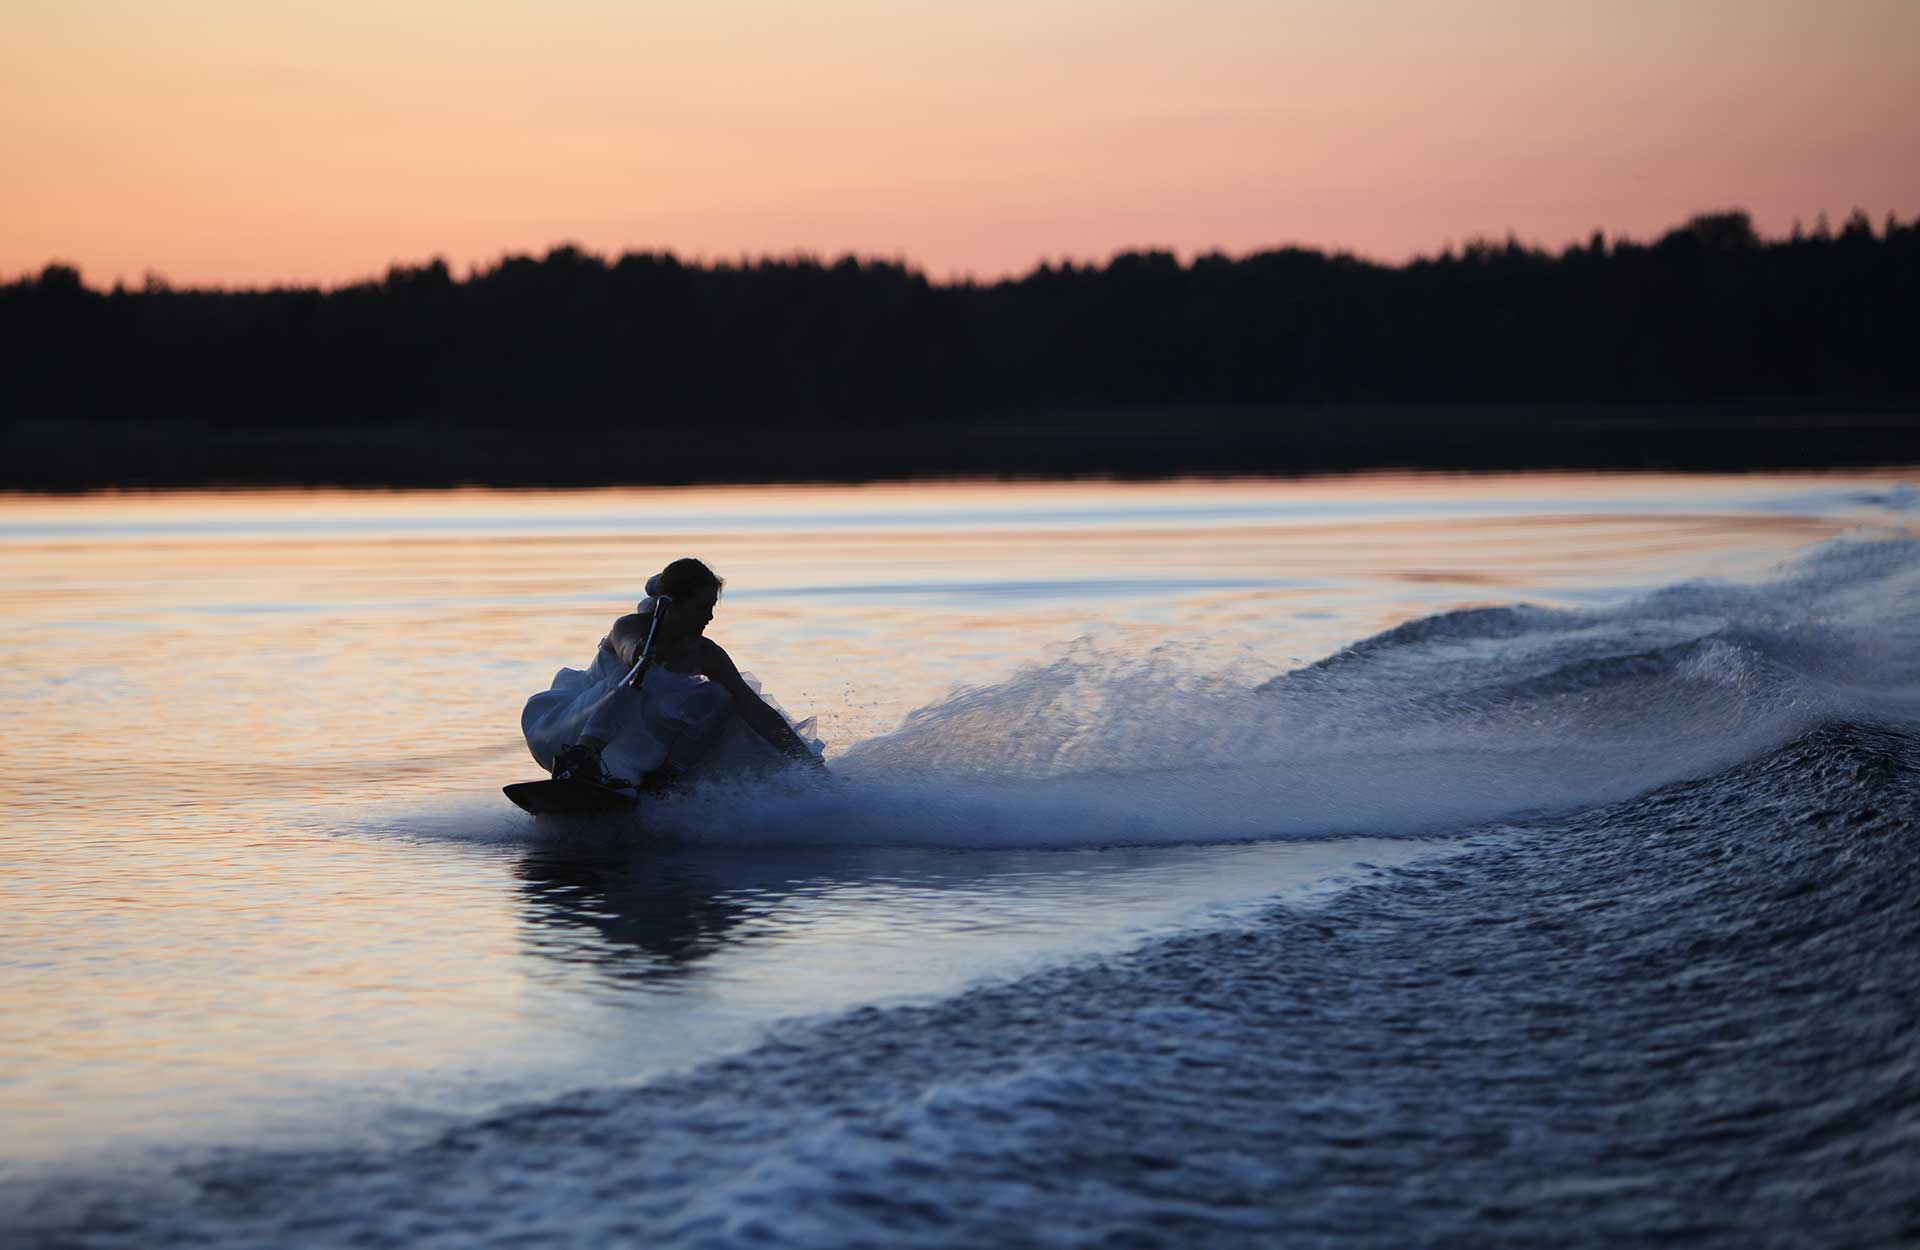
[402,535,1920,851]
[24,677,1920,1249]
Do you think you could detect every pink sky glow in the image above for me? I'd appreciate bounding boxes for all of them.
[4,0,1916,288]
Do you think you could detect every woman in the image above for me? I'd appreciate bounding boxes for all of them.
[522,558,824,791]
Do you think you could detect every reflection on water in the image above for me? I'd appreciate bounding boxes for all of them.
[0,471,1913,1170]
[516,842,762,985]
[509,832,1447,1019]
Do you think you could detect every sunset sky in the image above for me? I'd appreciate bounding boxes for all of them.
[4,0,1916,288]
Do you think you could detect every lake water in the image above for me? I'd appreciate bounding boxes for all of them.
[3,472,1917,1247]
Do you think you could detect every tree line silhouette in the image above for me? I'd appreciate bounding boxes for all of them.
[3,209,1914,486]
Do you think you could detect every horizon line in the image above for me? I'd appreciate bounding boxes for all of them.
[16,205,1909,296]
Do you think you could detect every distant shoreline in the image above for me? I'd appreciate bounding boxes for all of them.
[5,402,1915,492]
[8,212,1917,491]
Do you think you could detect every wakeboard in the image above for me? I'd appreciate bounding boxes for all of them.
[503,778,640,816]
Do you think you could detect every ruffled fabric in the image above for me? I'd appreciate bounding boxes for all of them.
[521,636,824,782]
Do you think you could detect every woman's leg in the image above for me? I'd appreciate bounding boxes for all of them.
[578,682,640,749]
[555,684,653,785]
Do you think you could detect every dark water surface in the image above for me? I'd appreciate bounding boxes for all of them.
[28,724,1915,1249]
[3,474,1916,1247]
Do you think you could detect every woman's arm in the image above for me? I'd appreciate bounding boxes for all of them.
[607,613,652,668]
[697,639,825,767]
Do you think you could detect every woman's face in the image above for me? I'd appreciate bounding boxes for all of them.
[678,587,719,637]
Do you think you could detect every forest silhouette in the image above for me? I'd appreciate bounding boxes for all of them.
[3,209,1914,488]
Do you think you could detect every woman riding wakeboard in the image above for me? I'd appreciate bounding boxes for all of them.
[521,558,825,795]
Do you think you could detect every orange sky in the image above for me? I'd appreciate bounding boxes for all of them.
[4,0,1917,288]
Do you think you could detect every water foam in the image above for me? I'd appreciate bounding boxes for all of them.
[404,537,1918,852]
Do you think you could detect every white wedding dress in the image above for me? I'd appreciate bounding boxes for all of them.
[521,637,823,784]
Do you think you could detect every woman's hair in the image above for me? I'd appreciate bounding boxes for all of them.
[650,557,723,602]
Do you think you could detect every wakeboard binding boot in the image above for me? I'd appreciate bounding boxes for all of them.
[550,742,633,792]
